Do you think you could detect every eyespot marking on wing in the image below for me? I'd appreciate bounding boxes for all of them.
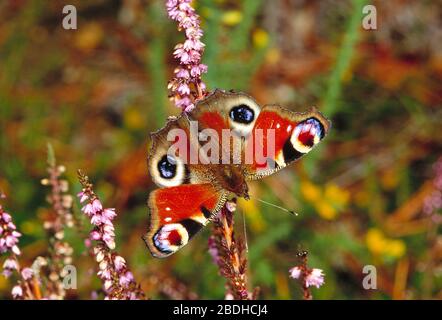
[290,117,325,154]
[157,154,177,179]
[229,104,255,124]
[153,223,189,255]
[150,152,186,187]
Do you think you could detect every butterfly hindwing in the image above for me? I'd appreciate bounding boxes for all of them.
[144,184,227,258]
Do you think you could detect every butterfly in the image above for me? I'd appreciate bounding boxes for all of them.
[143,89,331,258]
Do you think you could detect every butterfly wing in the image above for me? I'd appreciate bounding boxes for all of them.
[188,89,262,165]
[144,184,227,258]
[148,115,215,188]
[244,105,331,180]
[189,89,261,137]
[190,90,331,179]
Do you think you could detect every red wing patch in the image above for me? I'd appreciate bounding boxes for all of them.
[248,110,296,169]
[197,111,229,138]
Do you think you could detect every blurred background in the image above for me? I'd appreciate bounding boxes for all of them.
[0,0,441,299]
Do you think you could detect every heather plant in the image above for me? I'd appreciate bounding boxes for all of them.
[1,147,74,299]
[77,170,144,300]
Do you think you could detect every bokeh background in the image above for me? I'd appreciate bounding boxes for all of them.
[0,0,441,299]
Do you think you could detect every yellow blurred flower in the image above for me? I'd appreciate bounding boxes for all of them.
[221,10,242,26]
[324,183,350,207]
[301,180,349,220]
[316,200,337,220]
[366,228,406,258]
[301,180,321,203]
[124,107,145,130]
[74,23,103,51]
[252,28,269,48]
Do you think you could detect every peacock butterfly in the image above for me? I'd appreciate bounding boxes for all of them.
[143,89,331,258]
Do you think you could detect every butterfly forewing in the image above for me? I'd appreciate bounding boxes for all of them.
[244,105,331,179]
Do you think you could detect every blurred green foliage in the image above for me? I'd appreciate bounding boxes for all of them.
[0,0,441,299]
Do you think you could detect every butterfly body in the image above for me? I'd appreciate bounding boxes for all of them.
[144,89,331,258]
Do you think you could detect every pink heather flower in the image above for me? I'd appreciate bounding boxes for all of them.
[21,268,34,280]
[2,212,12,223]
[305,268,325,288]
[186,27,203,39]
[2,269,13,278]
[90,215,102,226]
[225,201,237,213]
[208,236,221,267]
[175,68,190,79]
[82,203,94,216]
[2,258,19,278]
[103,223,115,234]
[0,207,22,255]
[77,191,88,203]
[225,293,234,300]
[98,269,112,280]
[188,50,201,63]
[11,245,21,255]
[90,230,101,240]
[103,234,116,250]
[84,238,92,248]
[119,271,134,287]
[114,256,126,271]
[166,0,207,111]
[190,64,207,77]
[177,83,190,95]
[3,258,18,270]
[184,104,195,113]
[103,208,116,220]
[175,97,192,108]
[104,280,113,291]
[183,39,204,51]
[92,199,103,212]
[289,266,302,279]
[11,285,23,298]
[6,235,17,247]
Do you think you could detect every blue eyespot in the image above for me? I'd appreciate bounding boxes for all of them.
[157,155,177,179]
[229,104,255,124]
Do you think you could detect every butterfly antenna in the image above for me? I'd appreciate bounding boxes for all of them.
[241,210,249,253]
[250,196,299,216]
